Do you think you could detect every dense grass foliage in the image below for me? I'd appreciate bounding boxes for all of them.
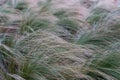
[0,0,120,80]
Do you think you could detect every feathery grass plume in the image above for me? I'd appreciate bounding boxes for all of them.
[83,43,120,80]
[76,9,120,50]
[19,10,58,34]
[0,42,65,80]
[77,9,120,80]
[18,0,88,42]
[19,0,57,35]
[16,30,93,79]
[19,6,83,42]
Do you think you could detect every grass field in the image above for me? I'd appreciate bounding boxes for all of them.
[0,0,120,80]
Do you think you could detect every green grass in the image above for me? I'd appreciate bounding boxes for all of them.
[0,0,120,80]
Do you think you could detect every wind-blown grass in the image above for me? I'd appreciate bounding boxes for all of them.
[76,9,120,50]
[0,0,120,80]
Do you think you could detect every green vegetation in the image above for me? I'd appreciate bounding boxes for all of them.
[0,0,120,80]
